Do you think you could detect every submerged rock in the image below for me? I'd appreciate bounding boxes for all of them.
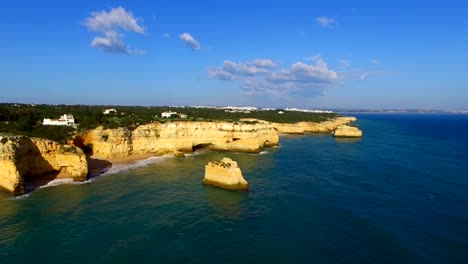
[203,158,248,191]
[173,150,185,158]
[333,125,363,138]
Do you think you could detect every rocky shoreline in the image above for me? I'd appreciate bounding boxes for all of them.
[0,116,361,196]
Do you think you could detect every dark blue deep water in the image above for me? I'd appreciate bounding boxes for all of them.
[1,114,467,263]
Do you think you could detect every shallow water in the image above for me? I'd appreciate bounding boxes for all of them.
[1,114,467,263]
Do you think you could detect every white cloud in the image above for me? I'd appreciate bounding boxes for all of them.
[84,6,145,54]
[208,59,278,80]
[179,33,200,51]
[209,56,338,96]
[84,6,144,33]
[360,71,399,80]
[305,54,322,61]
[252,59,277,68]
[340,60,351,68]
[316,16,335,28]
[91,32,128,54]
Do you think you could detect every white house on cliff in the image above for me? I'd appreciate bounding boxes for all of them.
[103,109,117,115]
[161,111,188,119]
[43,114,75,126]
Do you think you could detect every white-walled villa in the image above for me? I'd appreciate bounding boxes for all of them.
[43,114,75,126]
[161,112,188,118]
[161,111,178,118]
[103,109,117,114]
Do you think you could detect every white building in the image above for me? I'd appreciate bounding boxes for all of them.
[179,114,188,119]
[161,111,178,118]
[43,114,75,126]
[103,109,117,115]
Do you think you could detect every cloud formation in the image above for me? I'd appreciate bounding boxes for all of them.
[208,59,277,80]
[179,33,200,51]
[339,60,351,68]
[209,56,338,96]
[316,16,335,28]
[84,6,145,54]
[360,71,398,81]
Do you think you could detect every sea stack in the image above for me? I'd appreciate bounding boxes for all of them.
[333,125,363,138]
[203,158,249,190]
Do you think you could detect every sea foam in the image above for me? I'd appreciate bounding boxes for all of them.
[103,156,168,175]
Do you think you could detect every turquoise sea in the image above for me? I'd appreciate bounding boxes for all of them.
[1,114,467,263]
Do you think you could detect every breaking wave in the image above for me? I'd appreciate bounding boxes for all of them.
[103,156,169,175]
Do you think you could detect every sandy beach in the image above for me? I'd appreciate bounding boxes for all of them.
[87,153,164,173]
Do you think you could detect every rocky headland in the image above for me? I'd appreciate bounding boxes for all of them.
[203,158,248,190]
[333,124,363,138]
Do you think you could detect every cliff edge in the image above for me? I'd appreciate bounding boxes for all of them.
[269,117,358,134]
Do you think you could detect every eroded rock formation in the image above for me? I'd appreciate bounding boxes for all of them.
[0,135,88,195]
[203,158,248,190]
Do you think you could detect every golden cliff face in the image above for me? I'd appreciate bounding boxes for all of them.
[83,127,132,158]
[0,135,88,195]
[83,121,280,159]
[333,124,363,138]
[271,117,357,134]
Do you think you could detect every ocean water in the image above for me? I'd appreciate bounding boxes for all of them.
[1,114,467,263]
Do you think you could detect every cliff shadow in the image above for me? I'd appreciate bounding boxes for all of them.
[334,138,361,144]
[23,171,62,193]
[20,138,62,193]
[86,156,112,179]
[192,143,213,152]
[73,136,93,155]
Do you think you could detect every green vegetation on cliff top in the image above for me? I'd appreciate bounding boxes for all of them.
[0,103,338,142]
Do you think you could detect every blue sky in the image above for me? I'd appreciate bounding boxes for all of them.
[1,0,467,110]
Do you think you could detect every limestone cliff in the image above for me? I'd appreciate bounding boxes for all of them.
[82,121,280,159]
[83,127,132,158]
[333,125,363,138]
[0,135,88,195]
[203,158,248,190]
[270,117,357,134]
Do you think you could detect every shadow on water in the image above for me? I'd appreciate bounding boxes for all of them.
[23,171,62,193]
[16,138,65,193]
[203,185,248,218]
[334,137,361,144]
[86,156,113,179]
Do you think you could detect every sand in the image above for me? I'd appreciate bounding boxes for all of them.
[87,153,162,173]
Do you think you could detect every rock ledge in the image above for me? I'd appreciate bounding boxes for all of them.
[333,125,363,138]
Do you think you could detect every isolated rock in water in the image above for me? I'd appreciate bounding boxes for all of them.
[203,158,248,190]
[333,125,363,138]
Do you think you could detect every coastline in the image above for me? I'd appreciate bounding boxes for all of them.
[87,153,165,174]
[1,116,360,196]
